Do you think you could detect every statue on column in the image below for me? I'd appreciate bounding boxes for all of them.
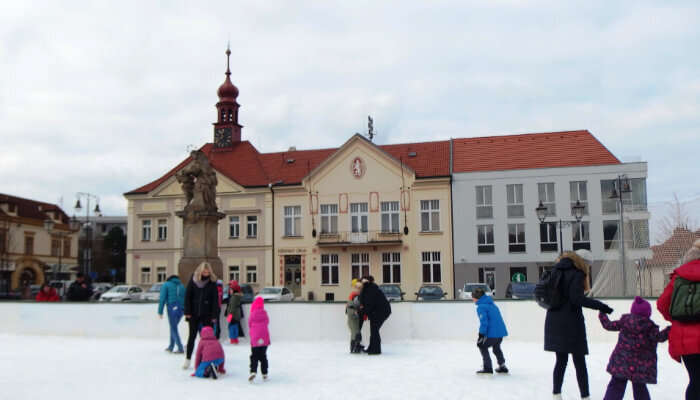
[176,150,219,215]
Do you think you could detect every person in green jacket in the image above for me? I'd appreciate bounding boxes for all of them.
[225,281,243,344]
[158,275,185,353]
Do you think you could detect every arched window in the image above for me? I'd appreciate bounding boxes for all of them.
[228,109,233,122]
[220,109,226,122]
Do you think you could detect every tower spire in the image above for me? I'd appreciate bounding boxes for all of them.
[225,42,231,77]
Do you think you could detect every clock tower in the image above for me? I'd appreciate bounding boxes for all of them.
[213,45,242,149]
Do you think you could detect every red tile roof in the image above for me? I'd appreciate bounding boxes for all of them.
[0,193,70,224]
[648,228,700,270]
[126,130,620,195]
[452,130,620,173]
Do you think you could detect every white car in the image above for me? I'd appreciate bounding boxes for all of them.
[257,287,294,302]
[458,283,494,300]
[140,283,162,302]
[100,285,144,302]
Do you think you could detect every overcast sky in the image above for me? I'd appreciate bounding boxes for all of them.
[1,1,698,242]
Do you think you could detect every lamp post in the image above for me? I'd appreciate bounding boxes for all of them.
[536,200,585,254]
[608,175,632,297]
[74,193,101,277]
[44,217,81,281]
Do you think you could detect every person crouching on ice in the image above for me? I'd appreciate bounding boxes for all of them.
[472,287,509,375]
[192,326,225,379]
[249,296,271,382]
[599,296,670,400]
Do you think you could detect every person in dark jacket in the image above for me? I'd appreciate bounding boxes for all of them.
[183,262,219,369]
[359,276,391,355]
[224,280,243,344]
[599,296,669,400]
[66,273,93,301]
[158,275,186,353]
[545,250,613,400]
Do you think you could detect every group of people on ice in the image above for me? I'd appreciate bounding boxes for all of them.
[157,262,270,382]
[156,239,700,399]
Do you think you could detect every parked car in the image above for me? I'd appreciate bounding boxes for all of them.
[505,282,537,299]
[257,287,294,302]
[99,285,143,302]
[140,283,162,302]
[240,283,255,304]
[30,285,42,298]
[379,284,405,302]
[415,285,447,301]
[457,283,494,300]
[91,283,114,301]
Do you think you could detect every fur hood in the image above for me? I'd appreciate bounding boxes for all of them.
[556,251,591,292]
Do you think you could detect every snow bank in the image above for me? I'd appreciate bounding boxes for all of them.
[0,300,669,343]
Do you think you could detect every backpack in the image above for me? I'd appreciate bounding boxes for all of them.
[670,277,700,322]
[535,269,565,310]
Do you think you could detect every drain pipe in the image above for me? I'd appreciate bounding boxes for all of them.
[269,182,275,286]
[449,138,456,300]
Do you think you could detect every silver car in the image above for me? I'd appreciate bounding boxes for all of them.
[99,285,143,302]
[140,283,163,302]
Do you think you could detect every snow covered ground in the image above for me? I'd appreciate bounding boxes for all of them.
[0,334,687,400]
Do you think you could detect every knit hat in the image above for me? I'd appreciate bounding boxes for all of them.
[251,296,265,311]
[351,278,358,288]
[630,296,651,317]
[471,287,486,299]
[228,280,240,292]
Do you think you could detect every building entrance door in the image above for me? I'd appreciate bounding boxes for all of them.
[284,255,302,298]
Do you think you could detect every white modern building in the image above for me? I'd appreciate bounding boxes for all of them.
[452,131,650,298]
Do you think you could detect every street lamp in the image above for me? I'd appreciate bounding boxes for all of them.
[536,200,585,254]
[608,175,633,296]
[74,192,101,277]
[44,216,80,281]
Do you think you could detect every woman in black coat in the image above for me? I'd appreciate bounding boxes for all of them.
[544,251,613,399]
[182,262,219,369]
[359,276,391,355]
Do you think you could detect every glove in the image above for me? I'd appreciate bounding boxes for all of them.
[600,305,614,315]
[477,333,487,346]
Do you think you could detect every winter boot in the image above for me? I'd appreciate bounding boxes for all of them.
[232,338,239,344]
[476,368,493,375]
[206,365,218,380]
[495,364,509,374]
[248,373,256,382]
[350,340,356,353]
[552,395,562,400]
[182,358,191,369]
[173,349,184,354]
[263,374,268,381]
[164,348,173,353]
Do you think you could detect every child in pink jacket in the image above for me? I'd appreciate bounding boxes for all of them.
[248,296,270,382]
[192,326,226,379]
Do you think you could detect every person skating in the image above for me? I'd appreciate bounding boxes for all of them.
[472,287,509,375]
[183,262,219,369]
[66,273,93,301]
[158,274,185,353]
[359,276,391,355]
[599,296,670,400]
[191,326,226,379]
[225,280,243,344]
[346,281,363,353]
[35,283,60,302]
[545,250,614,400]
[248,296,270,382]
[657,239,700,400]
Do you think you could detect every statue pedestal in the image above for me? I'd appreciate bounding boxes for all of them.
[176,210,225,282]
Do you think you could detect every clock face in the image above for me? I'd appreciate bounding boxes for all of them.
[214,127,232,148]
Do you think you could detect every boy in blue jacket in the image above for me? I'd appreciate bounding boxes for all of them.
[472,287,509,375]
[158,275,186,353]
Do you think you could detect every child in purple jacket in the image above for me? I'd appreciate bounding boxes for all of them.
[191,326,226,379]
[599,296,670,400]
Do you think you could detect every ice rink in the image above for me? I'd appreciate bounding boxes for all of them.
[0,334,687,400]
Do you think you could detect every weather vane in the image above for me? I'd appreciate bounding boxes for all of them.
[367,115,375,141]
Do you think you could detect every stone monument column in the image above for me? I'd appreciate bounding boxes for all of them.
[175,150,225,281]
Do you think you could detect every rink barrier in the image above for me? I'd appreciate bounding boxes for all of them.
[0,299,668,343]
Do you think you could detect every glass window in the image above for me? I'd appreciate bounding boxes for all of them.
[229,216,240,238]
[420,200,440,232]
[157,219,167,241]
[569,181,588,216]
[381,201,400,233]
[284,206,302,236]
[538,183,556,216]
[228,266,240,282]
[603,220,620,250]
[601,178,648,214]
[421,251,441,283]
[631,220,650,249]
[539,222,558,252]
[351,253,370,280]
[141,267,151,284]
[506,184,524,218]
[508,223,526,253]
[247,216,258,238]
[382,252,401,283]
[141,220,151,241]
[24,236,34,255]
[320,204,338,234]
[475,185,493,219]
[246,266,257,283]
[51,238,61,257]
[573,222,591,251]
[350,203,369,233]
[63,238,71,258]
[477,225,495,254]
[321,254,339,285]
[156,266,166,283]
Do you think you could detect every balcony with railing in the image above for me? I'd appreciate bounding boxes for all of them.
[317,230,403,247]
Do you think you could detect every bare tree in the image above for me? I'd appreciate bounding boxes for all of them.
[656,193,698,243]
